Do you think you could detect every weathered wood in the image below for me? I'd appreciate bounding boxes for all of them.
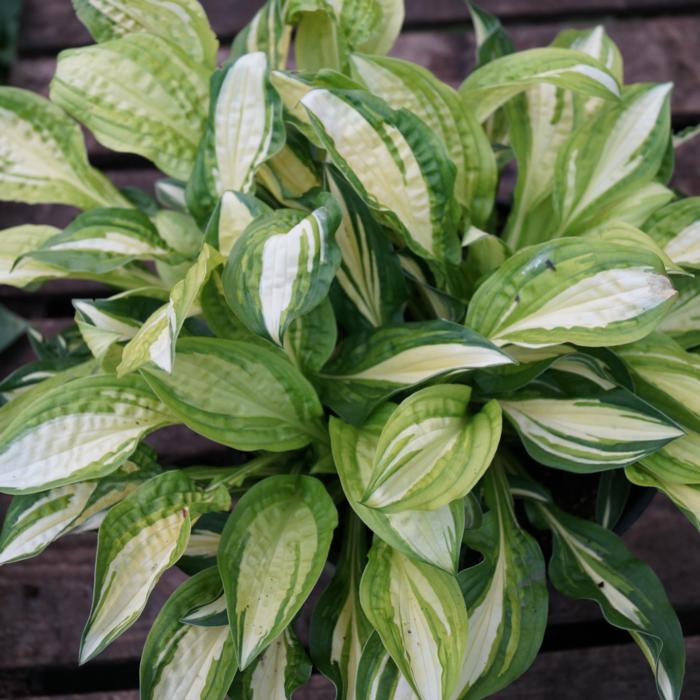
[18,0,699,53]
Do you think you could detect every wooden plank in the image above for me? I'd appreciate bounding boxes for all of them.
[17,0,699,53]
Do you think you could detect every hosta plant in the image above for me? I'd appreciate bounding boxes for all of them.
[1,1,699,698]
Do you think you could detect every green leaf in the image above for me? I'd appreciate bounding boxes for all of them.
[330,406,464,572]
[200,270,250,340]
[118,244,224,375]
[187,52,285,223]
[639,428,700,484]
[283,297,337,375]
[657,275,700,349]
[552,83,672,237]
[141,336,325,451]
[218,474,337,669]
[301,86,461,264]
[23,208,176,275]
[534,502,685,700]
[618,332,700,433]
[452,464,547,700]
[595,470,632,530]
[466,238,676,348]
[0,304,25,353]
[359,540,468,700]
[468,1,514,68]
[337,0,404,55]
[222,196,342,344]
[81,470,230,662]
[501,386,683,473]
[140,567,236,700]
[0,87,127,208]
[230,0,291,70]
[0,225,64,288]
[230,627,312,699]
[51,34,210,180]
[310,513,373,700]
[72,0,218,68]
[204,191,272,257]
[320,320,514,424]
[459,47,620,122]
[362,385,502,512]
[0,373,173,494]
[354,632,418,700]
[350,53,497,225]
[645,198,700,270]
[0,444,160,564]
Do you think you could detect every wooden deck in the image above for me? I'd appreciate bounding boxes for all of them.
[1,0,699,697]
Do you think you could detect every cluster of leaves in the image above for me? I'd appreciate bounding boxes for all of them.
[1,1,699,698]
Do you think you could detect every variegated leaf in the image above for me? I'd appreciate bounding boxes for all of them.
[218,475,337,669]
[552,83,672,236]
[81,471,231,662]
[0,374,173,494]
[140,567,236,700]
[118,244,224,375]
[657,275,700,349]
[501,387,683,473]
[0,88,127,208]
[363,385,502,512]
[200,270,250,340]
[320,321,514,424]
[640,428,700,484]
[187,52,285,223]
[534,503,685,700]
[452,464,547,700]
[359,540,469,700]
[617,332,700,433]
[230,0,291,70]
[283,297,337,374]
[466,238,676,348]
[645,198,700,270]
[459,47,620,122]
[0,225,63,288]
[330,406,464,573]
[310,513,373,700]
[72,0,218,67]
[204,191,271,258]
[142,336,325,451]
[230,627,312,699]
[179,512,228,575]
[355,632,419,700]
[222,196,342,344]
[327,167,405,330]
[350,53,496,225]
[51,35,210,180]
[301,86,461,264]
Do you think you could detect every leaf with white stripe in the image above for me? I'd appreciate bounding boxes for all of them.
[466,238,676,349]
[179,512,228,576]
[222,196,342,345]
[187,52,285,224]
[0,88,127,209]
[230,627,312,699]
[501,386,683,473]
[301,86,461,265]
[204,191,271,258]
[283,297,337,375]
[552,83,672,237]
[72,0,218,68]
[359,540,469,700]
[330,406,465,573]
[327,167,406,330]
[141,336,326,451]
[534,502,685,700]
[363,385,502,512]
[80,470,231,663]
[657,275,700,349]
[617,333,700,433]
[0,373,173,494]
[23,208,175,275]
[118,244,224,375]
[51,35,209,180]
[140,567,236,700]
[355,632,419,700]
[640,428,700,485]
[230,0,291,70]
[459,47,620,122]
[320,320,514,424]
[350,53,497,225]
[310,513,373,700]
[645,198,700,270]
[0,225,64,288]
[451,464,547,700]
[218,475,337,669]
[626,464,700,531]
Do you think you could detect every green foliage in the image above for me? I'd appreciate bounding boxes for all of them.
[0,1,696,698]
